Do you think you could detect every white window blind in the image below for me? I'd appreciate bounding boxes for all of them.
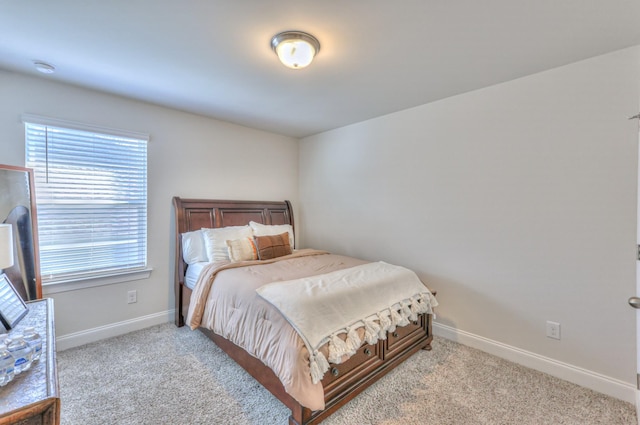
[24,118,148,284]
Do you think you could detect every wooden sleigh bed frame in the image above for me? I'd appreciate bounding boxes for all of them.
[173,197,434,425]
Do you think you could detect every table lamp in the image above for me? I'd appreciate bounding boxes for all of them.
[0,224,13,272]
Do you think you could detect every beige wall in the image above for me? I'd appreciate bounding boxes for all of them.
[299,47,640,388]
[0,70,298,340]
[1,45,638,401]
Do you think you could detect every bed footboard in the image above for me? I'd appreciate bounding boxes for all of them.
[199,312,432,425]
[292,313,432,425]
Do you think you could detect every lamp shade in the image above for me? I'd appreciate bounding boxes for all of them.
[271,31,320,69]
[0,224,14,270]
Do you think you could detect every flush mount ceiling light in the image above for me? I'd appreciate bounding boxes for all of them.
[33,61,56,74]
[271,31,320,70]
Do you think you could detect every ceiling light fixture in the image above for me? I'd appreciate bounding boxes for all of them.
[271,31,320,70]
[33,61,55,74]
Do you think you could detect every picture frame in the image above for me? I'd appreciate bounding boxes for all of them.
[0,273,28,331]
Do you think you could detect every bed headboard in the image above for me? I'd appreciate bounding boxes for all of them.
[172,197,294,325]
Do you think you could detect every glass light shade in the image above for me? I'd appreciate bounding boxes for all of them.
[276,39,316,69]
[271,31,320,70]
[0,224,13,270]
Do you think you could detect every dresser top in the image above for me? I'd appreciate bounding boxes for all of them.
[0,298,57,416]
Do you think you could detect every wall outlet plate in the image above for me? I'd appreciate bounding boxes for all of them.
[546,321,560,340]
[127,290,137,304]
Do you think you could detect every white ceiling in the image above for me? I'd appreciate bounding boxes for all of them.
[1,1,639,138]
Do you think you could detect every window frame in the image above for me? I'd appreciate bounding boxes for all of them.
[22,114,152,294]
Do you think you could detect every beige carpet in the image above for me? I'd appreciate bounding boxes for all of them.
[57,323,636,425]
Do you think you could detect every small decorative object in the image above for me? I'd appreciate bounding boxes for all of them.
[0,225,28,330]
[0,274,28,331]
[0,223,12,271]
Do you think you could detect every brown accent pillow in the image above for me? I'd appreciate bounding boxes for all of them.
[254,232,292,260]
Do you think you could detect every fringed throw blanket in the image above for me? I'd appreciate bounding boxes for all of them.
[256,261,438,384]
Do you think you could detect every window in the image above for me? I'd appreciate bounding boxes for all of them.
[24,115,148,287]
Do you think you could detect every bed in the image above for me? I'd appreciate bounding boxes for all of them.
[173,197,435,425]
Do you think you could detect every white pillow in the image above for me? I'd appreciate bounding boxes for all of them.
[181,230,208,265]
[226,237,258,262]
[249,221,295,248]
[202,226,254,263]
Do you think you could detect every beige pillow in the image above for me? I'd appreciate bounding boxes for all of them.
[201,226,254,262]
[254,232,292,260]
[226,237,258,262]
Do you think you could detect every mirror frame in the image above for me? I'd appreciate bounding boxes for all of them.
[0,164,41,301]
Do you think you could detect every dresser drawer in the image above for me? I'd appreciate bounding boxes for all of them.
[322,342,382,396]
[384,315,427,359]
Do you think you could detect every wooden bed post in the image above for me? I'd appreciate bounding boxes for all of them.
[172,196,185,327]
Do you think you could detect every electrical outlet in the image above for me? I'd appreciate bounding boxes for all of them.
[546,321,560,340]
[127,290,137,304]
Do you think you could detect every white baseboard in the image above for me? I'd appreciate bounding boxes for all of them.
[433,322,636,405]
[54,313,636,404]
[56,309,175,352]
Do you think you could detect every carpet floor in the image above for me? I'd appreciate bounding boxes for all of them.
[57,323,636,425]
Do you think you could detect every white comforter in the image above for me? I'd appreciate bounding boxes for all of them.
[257,261,438,383]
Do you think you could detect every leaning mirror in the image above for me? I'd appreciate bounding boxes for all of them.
[0,164,41,301]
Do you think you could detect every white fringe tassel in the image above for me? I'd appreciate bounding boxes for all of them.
[414,295,430,315]
[389,308,402,331]
[345,326,362,355]
[377,311,392,339]
[399,301,412,326]
[328,333,350,363]
[309,350,330,384]
[363,319,381,345]
[310,292,437,382]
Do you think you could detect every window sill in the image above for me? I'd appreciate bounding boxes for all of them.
[42,268,153,295]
